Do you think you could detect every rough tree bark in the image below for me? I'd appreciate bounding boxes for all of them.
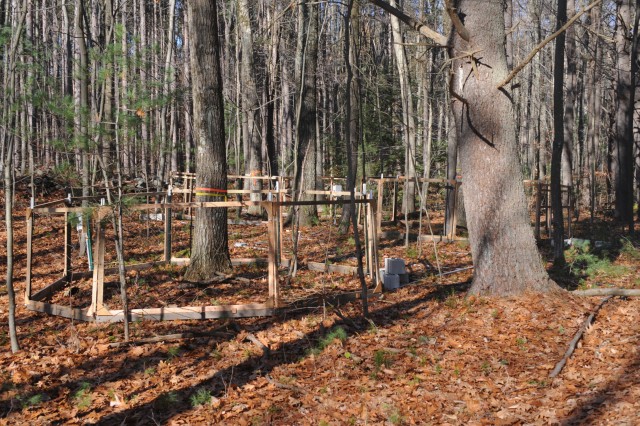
[370,0,558,296]
[183,0,232,281]
[561,0,577,206]
[551,0,567,265]
[612,0,635,231]
[293,0,320,226]
[448,0,557,295]
[339,0,361,233]
[238,0,263,215]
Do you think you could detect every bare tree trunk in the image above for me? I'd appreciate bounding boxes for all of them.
[2,0,28,353]
[343,0,368,316]
[238,0,263,215]
[449,0,556,295]
[612,0,635,231]
[293,0,319,226]
[389,0,416,215]
[583,3,602,233]
[551,0,567,265]
[338,1,362,233]
[561,0,577,206]
[159,0,177,182]
[183,0,232,281]
[74,0,90,205]
[264,4,280,177]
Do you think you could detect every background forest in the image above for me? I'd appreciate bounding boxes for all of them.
[0,0,637,213]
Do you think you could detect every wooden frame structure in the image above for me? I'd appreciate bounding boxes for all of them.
[524,180,574,240]
[25,195,381,323]
[368,177,574,242]
[367,176,462,242]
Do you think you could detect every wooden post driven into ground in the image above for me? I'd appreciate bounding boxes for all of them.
[376,178,384,233]
[368,176,464,242]
[164,189,172,262]
[525,180,573,240]
[64,212,72,282]
[535,180,542,239]
[267,201,279,307]
[448,180,459,241]
[89,208,107,316]
[24,209,33,302]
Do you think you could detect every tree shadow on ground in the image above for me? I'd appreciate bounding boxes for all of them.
[93,282,466,425]
[559,300,640,425]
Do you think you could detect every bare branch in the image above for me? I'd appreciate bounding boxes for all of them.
[368,0,448,47]
[444,0,470,41]
[549,296,612,378]
[496,0,602,89]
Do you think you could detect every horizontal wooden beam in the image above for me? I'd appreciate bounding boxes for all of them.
[172,189,289,195]
[32,199,375,215]
[276,199,372,207]
[97,303,275,322]
[418,235,468,243]
[307,261,359,275]
[366,177,458,185]
[27,300,93,321]
[171,257,273,267]
[32,199,68,208]
[30,275,69,302]
[303,190,364,197]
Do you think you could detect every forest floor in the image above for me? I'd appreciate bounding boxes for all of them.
[1,182,640,425]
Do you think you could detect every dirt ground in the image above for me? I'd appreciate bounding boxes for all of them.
[1,184,640,425]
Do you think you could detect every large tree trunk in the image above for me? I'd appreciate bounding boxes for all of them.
[612,0,635,231]
[583,3,603,231]
[338,0,362,233]
[293,0,319,226]
[238,0,263,215]
[449,0,557,296]
[551,0,567,264]
[562,0,577,205]
[389,0,417,214]
[183,0,232,281]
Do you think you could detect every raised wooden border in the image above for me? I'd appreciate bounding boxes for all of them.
[25,195,380,323]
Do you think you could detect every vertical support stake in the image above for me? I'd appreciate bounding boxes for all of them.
[25,209,34,303]
[64,211,72,282]
[164,189,172,262]
[535,181,541,239]
[267,202,279,307]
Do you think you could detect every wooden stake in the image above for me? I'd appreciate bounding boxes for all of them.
[363,201,371,275]
[90,210,106,316]
[267,202,279,307]
[449,181,460,241]
[164,191,172,262]
[278,177,284,264]
[392,180,398,222]
[372,202,381,289]
[64,211,72,281]
[24,209,33,302]
[376,179,384,233]
[535,181,542,239]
